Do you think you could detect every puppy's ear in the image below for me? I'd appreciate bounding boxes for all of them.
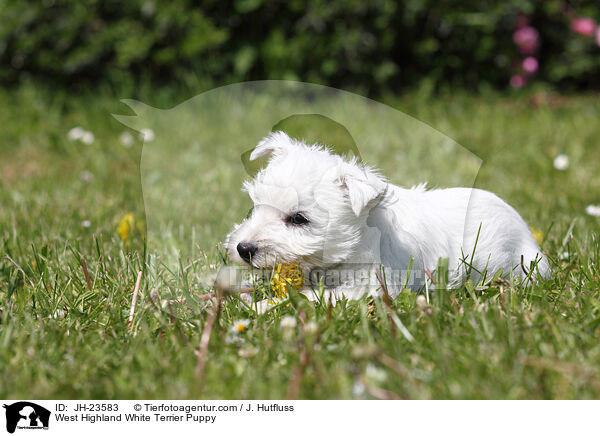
[337,167,387,216]
[249,131,294,161]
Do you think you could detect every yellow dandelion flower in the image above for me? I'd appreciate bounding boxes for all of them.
[530,226,543,245]
[117,213,135,243]
[270,263,304,298]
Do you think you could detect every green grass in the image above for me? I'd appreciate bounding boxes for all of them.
[1,83,600,399]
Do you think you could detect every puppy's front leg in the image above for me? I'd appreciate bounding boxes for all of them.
[299,288,337,306]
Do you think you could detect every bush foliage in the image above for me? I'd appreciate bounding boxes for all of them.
[1,0,600,93]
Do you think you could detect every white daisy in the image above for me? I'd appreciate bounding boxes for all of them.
[139,128,155,142]
[585,204,600,217]
[365,364,387,383]
[230,319,250,334]
[280,315,297,329]
[304,320,318,335]
[67,126,85,141]
[141,1,155,17]
[352,381,365,397]
[119,131,135,148]
[81,131,95,145]
[277,353,287,365]
[81,220,91,228]
[553,154,569,171]
[79,170,94,182]
[280,315,297,340]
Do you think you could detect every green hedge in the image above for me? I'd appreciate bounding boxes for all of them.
[1,0,600,93]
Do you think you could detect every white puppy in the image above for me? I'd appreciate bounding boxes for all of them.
[226,132,549,301]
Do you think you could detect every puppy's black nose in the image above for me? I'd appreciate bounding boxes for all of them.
[237,242,257,263]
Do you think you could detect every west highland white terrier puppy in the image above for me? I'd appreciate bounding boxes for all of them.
[226,131,549,301]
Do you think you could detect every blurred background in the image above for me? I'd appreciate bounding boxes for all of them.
[2,0,600,97]
[1,0,599,254]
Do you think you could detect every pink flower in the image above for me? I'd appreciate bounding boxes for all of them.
[571,18,596,37]
[510,75,526,88]
[513,26,539,54]
[522,57,538,74]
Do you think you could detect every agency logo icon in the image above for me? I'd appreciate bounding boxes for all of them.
[2,402,50,434]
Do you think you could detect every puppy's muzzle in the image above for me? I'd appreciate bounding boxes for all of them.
[237,242,257,263]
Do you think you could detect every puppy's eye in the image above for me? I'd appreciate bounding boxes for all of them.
[287,213,309,226]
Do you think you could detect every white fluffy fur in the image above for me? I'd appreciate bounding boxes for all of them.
[226,131,549,301]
